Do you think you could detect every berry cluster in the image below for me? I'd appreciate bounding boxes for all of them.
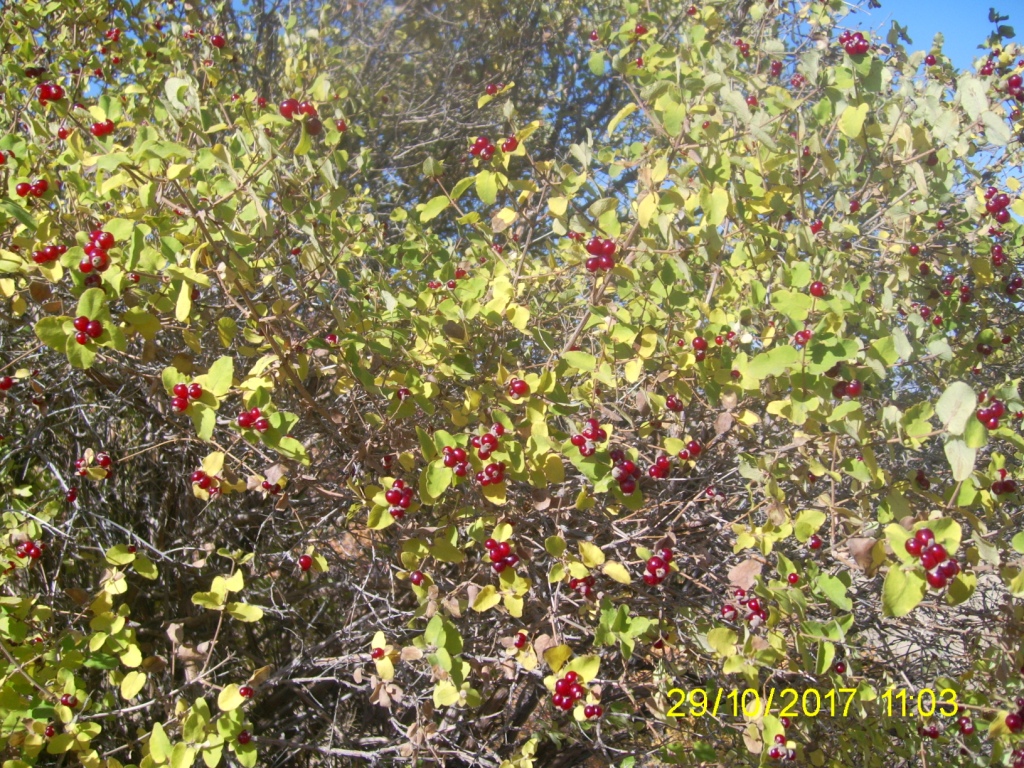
[476,460,506,487]
[551,670,588,711]
[508,377,530,398]
[470,423,505,459]
[790,73,806,88]
[584,236,616,272]
[677,439,702,462]
[484,537,519,572]
[976,396,1008,430]
[992,243,1008,267]
[189,470,222,497]
[90,120,116,137]
[36,82,65,105]
[442,445,469,475]
[609,451,641,494]
[569,574,596,598]
[839,30,870,55]
[1005,273,1023,297]
[992,469,1019,496]
[733,38,751,57]
[384,479,416,520]
[721,588,768,628]
[642,547,674,586]
[31,242,68,264]
[770,60,783,77]
[985,187,1013,225]
[15,179,49,198]
[470,135,496,161]
[72,315,104,345]
[915,469,930,490]
[15,540,43,559]
[904,527,960,589]
[81,229,116,274]
[831,380,863,398]
[236,407,270,432]
[261,479,282,495]
[279,99,321,134]
[1008,73,1024,102]
[170,382,203,412]
[570,417,607,457]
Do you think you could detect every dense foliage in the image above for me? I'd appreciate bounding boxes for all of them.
[1,0,1023,766]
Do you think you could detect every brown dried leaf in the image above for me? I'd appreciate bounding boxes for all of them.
[532,633,557,659]
[28,280,52,303]
[715,411,734,436]
[65,588,91,606]
[847,537,882,575]
[400,646,424,662]
[166,623,184,646]
[531,489,551,511]
[248,665,275,686]
[728,558,763,590]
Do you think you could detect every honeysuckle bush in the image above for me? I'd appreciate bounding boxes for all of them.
[1,0,1024,765]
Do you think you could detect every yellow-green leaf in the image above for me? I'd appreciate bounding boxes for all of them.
[602,561,631,584]
[838,103,869,138]
[471,585,502,612]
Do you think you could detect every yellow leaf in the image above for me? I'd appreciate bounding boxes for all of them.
[543,644,573,673]
[375,656,395,681]
[472,585,502,612]
[433,680,460,707]
[217,685,245,712]
[120,671,147,700]
[578,541,605,568]
[602,561,631,584]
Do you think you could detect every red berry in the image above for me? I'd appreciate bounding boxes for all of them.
[787,573,799,585]
[237,730,251,745]
[210,34,226,48]
[239,685,255,699]
[60,694,78,708]
[409,570,424,586]
[809,281,827,298]
[187,383,203,399]
[371,648,385,660]
[298,554,313,571]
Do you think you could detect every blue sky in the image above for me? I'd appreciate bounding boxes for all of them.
[860,0,1012,71]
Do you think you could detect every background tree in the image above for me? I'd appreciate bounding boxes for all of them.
[0,0,1023,766]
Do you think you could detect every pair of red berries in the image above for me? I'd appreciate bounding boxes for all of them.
[643,548,674,586]
[237,408,270,432]
[73,316,104,345]
[677,439,702,462]
[508,377,530,398]
[991,244,1007,267]
[170,382,203,412]
[31,243,68,264]
[838,30,870,55]
[90,120,116,137]
[16,540,43,559]
[36,82,65,104]
[485,537,518,572]
[611,456,641,495]
[261,479,282,495]
[60,694,78,708]
[15,179,49,198]
[770,60,783,77]
[767,744,797,761]
[279,99,318,120]
[976,398,1007,430]
[385,479,416,520]
[569,574,596,598]
[904,527,960,589]
[831,380,863,398]
[551,670,587,711]
[992,479,1019,495]
[793,329,812,347]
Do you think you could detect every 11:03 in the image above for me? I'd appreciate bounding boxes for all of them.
[881,687,958,717]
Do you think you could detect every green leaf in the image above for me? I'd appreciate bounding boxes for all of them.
[217,685,245,712]
[295,121,312,155]
[134,556,159,580]
[35,317,68,351]
[171,743,196,768]
[748,346,800,379]
[420,195,449,222]
[150,722,173,763]
[935,381,975,435]
[838,103,869,137]
[226,602,264,622]
[700,186,729,226]
[943,438,976,482]
[420,460,451,502]
[476,170,497,205]
[816,574,852,610]
[204,356,234,397]
[588,51,606,76]
[471,585,501,612]
[0,199,37,230]
[190,404,216,441]
[882,566,925,617]
[957,74,988,120]
[120,670,147,700]
[563,351,597,371]
[607,103,637,135]
[77,287,107,320]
